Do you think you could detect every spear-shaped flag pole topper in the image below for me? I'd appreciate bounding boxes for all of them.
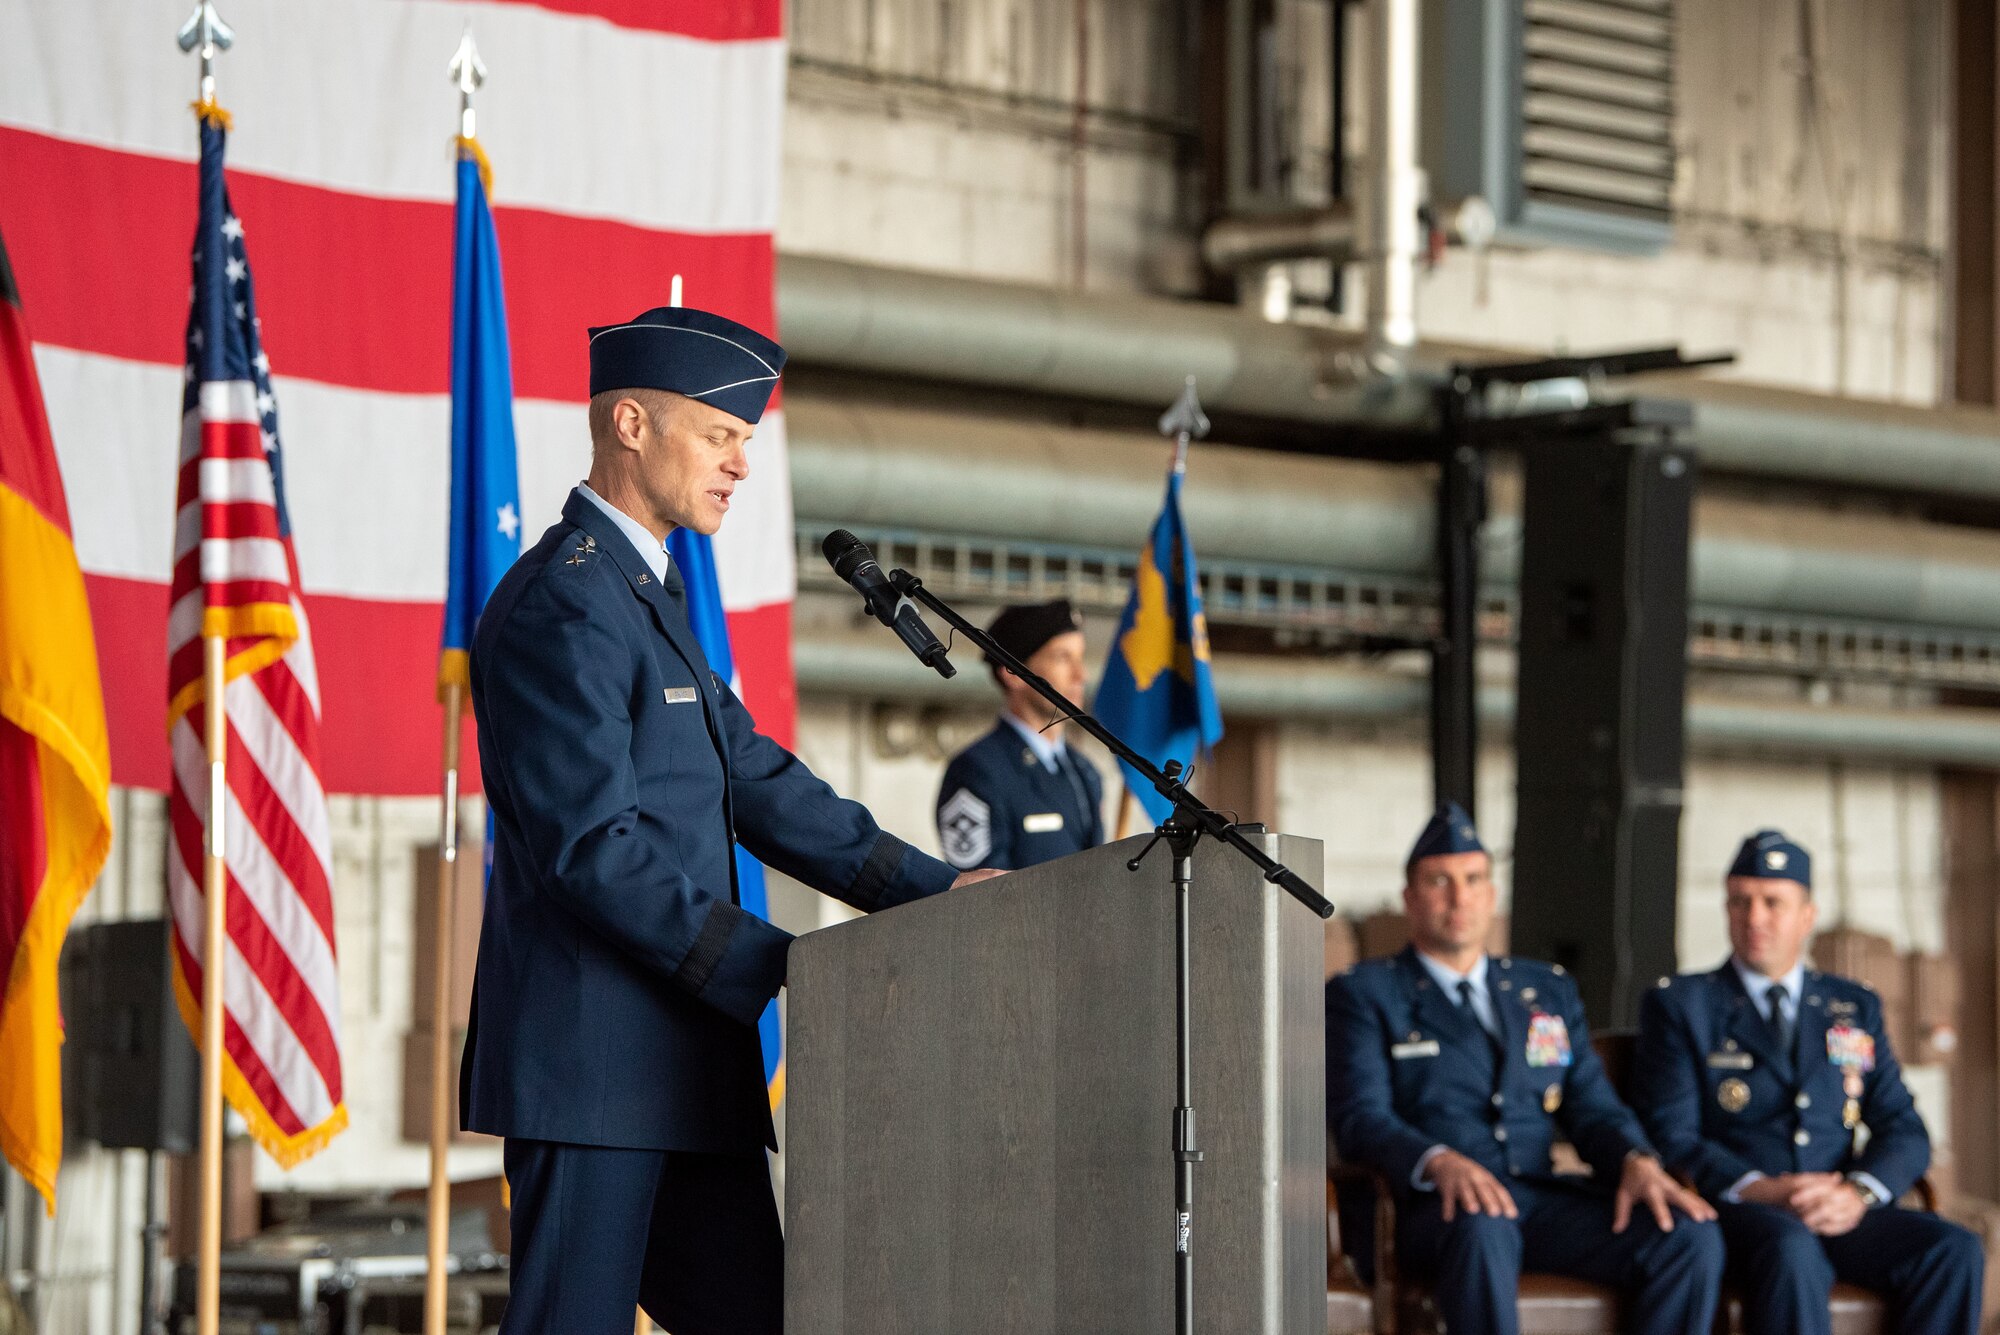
[1158,374,1210,475]
[177,2,234,121]
[449,26,486,141]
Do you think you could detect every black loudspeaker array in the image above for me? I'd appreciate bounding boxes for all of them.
[61,917,199,1153]
[1510,433,1695,1028]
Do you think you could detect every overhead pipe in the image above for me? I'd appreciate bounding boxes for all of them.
[776,255,2000,504]
[793,636,2000,768]
[1364,0,1423,369]
[786,396,2000,632]
[1200,203,1358,274]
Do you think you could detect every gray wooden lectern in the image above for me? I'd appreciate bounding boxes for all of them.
[785,833,1325,1334]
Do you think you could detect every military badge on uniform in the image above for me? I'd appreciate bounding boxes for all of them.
[1543,1084,1562,1114]
[1718,1077,1751,1113]
[1525,1012,1572,1067]
[938,788,992,868]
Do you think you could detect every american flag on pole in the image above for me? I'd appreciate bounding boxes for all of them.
[165,109,344,1166]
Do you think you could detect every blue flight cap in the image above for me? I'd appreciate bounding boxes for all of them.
[587,306,786,425]
[1728,829,1812,891]
[1407,801,1486,868]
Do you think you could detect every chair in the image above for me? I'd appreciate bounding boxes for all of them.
[1325,1170,1379,1334]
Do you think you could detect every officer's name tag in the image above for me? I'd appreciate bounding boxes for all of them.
[663,687,699,704]
[1391,1040,1441,1060]
[1023,812,1066,833]
[1706,1051,1754,1070]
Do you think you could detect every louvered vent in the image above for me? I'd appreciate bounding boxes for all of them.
[1425,0,1675,254]
[1521,0,1674,225]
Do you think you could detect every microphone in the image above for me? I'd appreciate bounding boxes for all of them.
[821,530,956,678]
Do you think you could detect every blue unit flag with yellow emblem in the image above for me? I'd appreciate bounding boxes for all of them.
[439,144,522,691]
[666,527,786,1105]
[1094,468,1223,825]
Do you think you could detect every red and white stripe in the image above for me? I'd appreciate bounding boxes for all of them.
[0,0,796,796]
[166,375,343,1146]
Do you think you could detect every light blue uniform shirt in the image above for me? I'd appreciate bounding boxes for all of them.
[579,482,672,585]
[1000,711,1071,774]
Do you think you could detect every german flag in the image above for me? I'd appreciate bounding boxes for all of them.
[0,226,111,1214]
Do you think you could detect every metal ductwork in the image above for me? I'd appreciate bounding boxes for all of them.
[794,635,2000,769]
[777,255,2000,504]
[786,396,2000,633]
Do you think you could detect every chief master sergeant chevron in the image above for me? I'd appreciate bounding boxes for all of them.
[461,305,1000,1335]
[1633,829,1981,1335]
[1326,803,1723,1335]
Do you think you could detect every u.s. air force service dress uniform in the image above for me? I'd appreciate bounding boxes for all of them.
[935,718,1104,869]
[1633,832,1982,1335]
[462,306,958,1335]
[935,601,1103,870]
[1325,809,1722,1335]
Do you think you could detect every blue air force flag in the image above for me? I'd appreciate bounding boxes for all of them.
[439,144,522,692]
[1094,469,1224,824]
[665,527,787,1104]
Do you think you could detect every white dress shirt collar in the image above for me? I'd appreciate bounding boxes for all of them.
[578,482,672,585]
[1000,711,1067,773]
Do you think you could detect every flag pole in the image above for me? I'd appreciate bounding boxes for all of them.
[177,11,238,1334]
[426,31,488,1335]
[197,634,228,1335]
[424,684,463,1335]
[634,264,683,1335]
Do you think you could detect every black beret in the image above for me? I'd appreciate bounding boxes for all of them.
[587,306,786,424]
[985,600,1083,669]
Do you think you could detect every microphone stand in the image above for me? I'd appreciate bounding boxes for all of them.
[887,567,1334,1335]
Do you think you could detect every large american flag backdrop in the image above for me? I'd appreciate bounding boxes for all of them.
[0,0,798,806]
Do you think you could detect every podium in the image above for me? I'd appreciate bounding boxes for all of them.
[785,833,1325,1334]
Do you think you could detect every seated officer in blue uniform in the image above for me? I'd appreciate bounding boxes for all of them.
[1633,829,1982,1335]
[463,305,1000,1335]
[935,599,1104,870]
[1326,803,1722,1335]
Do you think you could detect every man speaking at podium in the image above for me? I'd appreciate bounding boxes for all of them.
[462,305,999,1335]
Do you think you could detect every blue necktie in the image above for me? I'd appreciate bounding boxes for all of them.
[1766,984,1793,1056]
